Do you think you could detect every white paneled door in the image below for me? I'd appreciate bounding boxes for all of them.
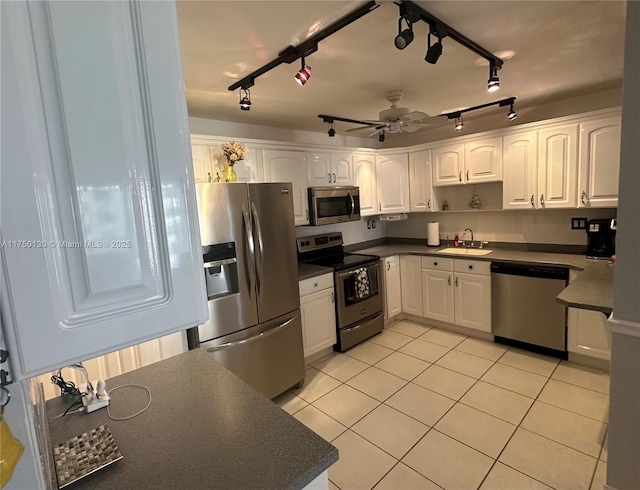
[464,136,503,183]
[432,144,464,186]
[400,256,422,316]
[409,150,436,212]
[422,269,455,324]
[453,273,492,333]
[503,130,539,209]
[263,149,308,225]
[352,153,377,216]
[376,153,410,214]
[538,124,579,208]
[384,256,402,319]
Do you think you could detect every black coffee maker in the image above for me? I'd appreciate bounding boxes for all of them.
[586,219,616,259]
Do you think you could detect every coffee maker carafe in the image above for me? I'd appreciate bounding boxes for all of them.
[586,219,616,259]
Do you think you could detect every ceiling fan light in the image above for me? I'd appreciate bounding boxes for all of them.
[239,88,251,111]
[455,115,464,131]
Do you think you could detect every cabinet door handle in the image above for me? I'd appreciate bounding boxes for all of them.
[540,194,545,207]
[433,261,438,266]
[455,277,459,287]
[333,173,336,183]
[207,172,212,183]
[306,209,309,220]
[328,173,332,183]
[581,190,588,206]
[427,199,431,209]
[331,292,334,303]
[379,202,382,212]
[387,262,391,271]
[448,276,451,286]
[468,265,473,270]
[466,170,469,181]
[530,194,535,208]
[459,171,462,182]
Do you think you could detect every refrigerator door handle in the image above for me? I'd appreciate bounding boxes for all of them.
[241,203,255,297]
[250,202,264,295]
[205,317,295,352]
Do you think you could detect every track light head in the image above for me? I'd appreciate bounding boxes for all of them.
[239,88,251,111]
[425,33,443,64]
[454,115,464,131]
[488,64,500,92]
[328,122,336,137]
[379,130,386,142]
[508,103,517,121]
[294,58,311,86]
[394,16,414,50]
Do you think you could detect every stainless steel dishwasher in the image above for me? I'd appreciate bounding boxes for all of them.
[491,262,569,357]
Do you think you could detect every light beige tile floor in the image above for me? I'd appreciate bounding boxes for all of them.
[279,322,610,490]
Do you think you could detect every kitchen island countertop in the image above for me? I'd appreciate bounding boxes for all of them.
[353,243,613,314]
[45,349,337,490]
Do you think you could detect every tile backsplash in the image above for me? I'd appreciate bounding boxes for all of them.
[387,209,617,246]
[296,218,386,246]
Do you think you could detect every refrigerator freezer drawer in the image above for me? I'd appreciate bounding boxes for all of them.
[200,310,305,399]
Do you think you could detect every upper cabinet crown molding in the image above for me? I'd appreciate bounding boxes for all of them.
[2,0,207,379]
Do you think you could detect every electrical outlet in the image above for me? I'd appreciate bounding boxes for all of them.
[571,217,587,230]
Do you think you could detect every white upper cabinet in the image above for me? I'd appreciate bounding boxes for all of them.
[376,153,410,214]
[307,152,353,187]
[192,145,214,183]
[263,149,309,225]
[433,144,465,186]
[503,130,539,209]
[307,152,333,186]
[1,1,207,379]
[409,150,437,212]
[578,115,621,208]
[352,153,378,216]
[464,136,503,184]
[538,124,579,208]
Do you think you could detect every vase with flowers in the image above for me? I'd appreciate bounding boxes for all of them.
[219,141,247,183]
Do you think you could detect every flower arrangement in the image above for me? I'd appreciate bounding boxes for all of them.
[221,141,247,166]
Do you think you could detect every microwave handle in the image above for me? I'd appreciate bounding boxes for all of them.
[347,192,355,217]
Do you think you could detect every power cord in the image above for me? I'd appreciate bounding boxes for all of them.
[107,384,152,421]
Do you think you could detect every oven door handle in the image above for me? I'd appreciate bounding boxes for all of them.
[336,263,379,279]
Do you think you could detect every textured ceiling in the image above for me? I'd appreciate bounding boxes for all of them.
[177,1,626,137]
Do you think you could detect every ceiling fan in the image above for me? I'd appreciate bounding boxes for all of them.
[318,91,447,138]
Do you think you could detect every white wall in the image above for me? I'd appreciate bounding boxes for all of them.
[385,87,622,148]
[387,208,617,246]
[189,116,380,150]
[296,218,386,246]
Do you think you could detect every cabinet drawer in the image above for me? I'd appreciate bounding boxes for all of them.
[421,256,454,271]
[299,272,334,296]
[454,259,490,275]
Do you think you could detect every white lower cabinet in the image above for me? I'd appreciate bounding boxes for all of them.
[400,256,422,316]
[384,256,402,319]
[421,268,455,324]
[568,307,611,361]
[299,274,336,359]
[419,258,491,332]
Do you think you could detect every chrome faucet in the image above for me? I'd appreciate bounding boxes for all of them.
[463,228,474,247]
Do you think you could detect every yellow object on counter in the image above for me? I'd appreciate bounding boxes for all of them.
[0,416,24,488]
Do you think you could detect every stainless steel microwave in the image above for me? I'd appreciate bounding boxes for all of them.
[308,186,361,225]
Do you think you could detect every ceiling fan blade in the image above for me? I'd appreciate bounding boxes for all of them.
[401,122,423,133]
[401,111,431,122]
[345,125,377,133]
[417,114,449,125]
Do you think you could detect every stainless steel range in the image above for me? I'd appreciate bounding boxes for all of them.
[297,232,383,351]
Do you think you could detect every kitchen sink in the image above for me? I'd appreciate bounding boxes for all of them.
[437,248,493,256]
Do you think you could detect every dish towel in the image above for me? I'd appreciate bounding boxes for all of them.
[354,267,370,300]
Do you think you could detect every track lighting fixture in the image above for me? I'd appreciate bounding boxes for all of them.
[239,88,251,111]
[488,64,500,92]
[394,15,414,50]
[379,130,386,142]
[454,115,464,131]
[294,58,311,86]
[328,122,336,137]
[507,102,517,121]
[424,32,443,64]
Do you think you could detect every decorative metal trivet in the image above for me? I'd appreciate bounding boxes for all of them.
[53,424,123,488]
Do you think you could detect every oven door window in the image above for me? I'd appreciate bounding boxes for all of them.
[339,263,379,306]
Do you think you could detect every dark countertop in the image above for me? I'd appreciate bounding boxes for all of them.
[352,243,613,314]
[45,350,338,490]
[298,262,333,281]
[556,261,615,314]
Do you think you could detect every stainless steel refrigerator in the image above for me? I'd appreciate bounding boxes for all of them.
[187,183,304,399]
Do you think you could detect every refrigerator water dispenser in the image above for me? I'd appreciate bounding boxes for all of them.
[203,242,239,300]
